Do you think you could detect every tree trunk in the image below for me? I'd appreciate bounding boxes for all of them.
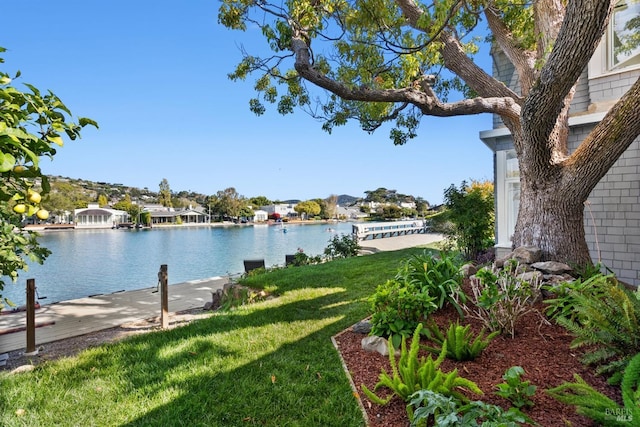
[512,166,593,266]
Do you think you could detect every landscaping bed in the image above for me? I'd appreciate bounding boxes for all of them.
[333,299,621,426]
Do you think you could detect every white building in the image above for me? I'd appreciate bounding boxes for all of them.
[74,203,129,228]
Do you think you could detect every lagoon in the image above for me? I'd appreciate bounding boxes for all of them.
[1,222,354,307]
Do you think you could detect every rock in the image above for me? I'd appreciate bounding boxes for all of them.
[352,320,372,334]
[10,364,36,375]
[361,336,389,357]
[531,261,573,275]
[512,246,542,264]
[460,263,478,278]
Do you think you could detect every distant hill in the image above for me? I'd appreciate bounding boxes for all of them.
[45,176,361,207]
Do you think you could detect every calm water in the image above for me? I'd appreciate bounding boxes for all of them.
[2,222,353,307]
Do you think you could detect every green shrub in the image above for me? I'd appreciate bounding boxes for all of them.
[361,324,483,407]
[408,390,532,427]
[324,233,360,259]
[543,273,616,324]
[554,277,640,384]
[495,366,536,409]
[463,260,541,338]
[398,251,467,316]
[422,320,499,361]
[370,278,438,348]
[441,180,495,261]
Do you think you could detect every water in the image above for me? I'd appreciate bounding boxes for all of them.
[1,222,353,307]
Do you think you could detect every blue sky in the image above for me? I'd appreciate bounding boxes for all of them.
[3,1,493,205]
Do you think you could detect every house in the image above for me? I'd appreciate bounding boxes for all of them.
[261,203,298,219]
[252,209,269,222]
[481,2,640,286]
[74,203,129,228]
[146,206,209,225]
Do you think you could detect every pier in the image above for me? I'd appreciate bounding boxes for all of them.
[352,220,428,241]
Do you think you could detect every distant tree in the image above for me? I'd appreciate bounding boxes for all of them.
[97,193,108,207]
[294,200,321,219]
[158,178,172,208]
[112,194,131,211]
[414,197,430,216]
[324,194,338,219]
[249,195,271,209]
[0,47,97,298]
[364,188,390,203]
[214,187,247,220]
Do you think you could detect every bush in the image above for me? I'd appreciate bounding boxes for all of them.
[370,278,438,348]
[324,233,360,259]
[397,251,467,316]
[463,260,542,338]
[553,275,640,384]
[441,180,495,261]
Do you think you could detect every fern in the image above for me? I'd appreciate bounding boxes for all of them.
[546,374,623,425]
[361,323,483,406]
[422,320,499,361]
[547,353,640,426]
[555,281,640,384]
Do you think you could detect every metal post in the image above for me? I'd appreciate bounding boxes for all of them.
[159,264,169,329]
[26,279,36,354]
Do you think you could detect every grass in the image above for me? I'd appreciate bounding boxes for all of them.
[0,246,437,427]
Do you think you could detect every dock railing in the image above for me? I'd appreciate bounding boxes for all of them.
[352,220,428,240]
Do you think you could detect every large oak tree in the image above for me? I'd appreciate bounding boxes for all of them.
[219,0,640,266]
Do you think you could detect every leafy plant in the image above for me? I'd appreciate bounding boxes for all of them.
[495,366,536,409]
[397,251,467,316]
[422,320,499,361]
[441,180,495,261]
[463,261,542,338]
[547,352,640,427]
[555,279,640,384]
[370,277,438,349]
[323,233,360,259]
[361,324,483,406]
[408,389,533,427]
[543,273,615,324]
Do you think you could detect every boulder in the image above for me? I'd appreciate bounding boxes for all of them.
[460,263,478,278]
[352,320,372,334]
[361,336,389,357]
[531,261,573,275]
[512,246,542,264]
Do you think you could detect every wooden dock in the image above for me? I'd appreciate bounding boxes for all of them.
[352,220,428,240]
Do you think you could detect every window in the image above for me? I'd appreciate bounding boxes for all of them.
[589,0,640,77]
[495,150,520,250]
[610,0,640,70]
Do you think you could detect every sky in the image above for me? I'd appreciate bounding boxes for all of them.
[2,1,493,205]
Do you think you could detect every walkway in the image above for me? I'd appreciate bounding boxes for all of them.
[0,277,227,354]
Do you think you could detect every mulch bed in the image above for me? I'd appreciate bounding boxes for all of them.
[333,300,621,426]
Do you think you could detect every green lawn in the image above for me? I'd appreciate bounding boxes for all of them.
[0,247,435,427]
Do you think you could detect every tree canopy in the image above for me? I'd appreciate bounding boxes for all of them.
[219,0,640,266]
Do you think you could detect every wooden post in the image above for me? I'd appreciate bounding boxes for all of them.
[26,279,36,354]
[159,264,169,329]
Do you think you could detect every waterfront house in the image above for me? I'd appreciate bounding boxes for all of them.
[74,203,129,229]
[481,2,640,285]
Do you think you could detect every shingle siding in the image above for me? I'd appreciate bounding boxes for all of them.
[490,60,640,285]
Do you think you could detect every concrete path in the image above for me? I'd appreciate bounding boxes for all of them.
[0,277,227,354]
[359,232,444,253]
